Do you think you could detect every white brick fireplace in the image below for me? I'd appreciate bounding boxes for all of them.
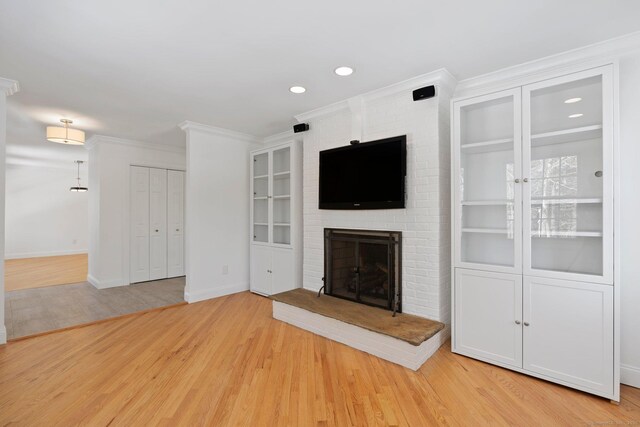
[296,69,456,324]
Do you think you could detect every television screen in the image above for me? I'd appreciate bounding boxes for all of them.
[319,135,406,209]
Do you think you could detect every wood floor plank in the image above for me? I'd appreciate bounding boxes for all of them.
[5,254,88,291]
[0,291,638,426]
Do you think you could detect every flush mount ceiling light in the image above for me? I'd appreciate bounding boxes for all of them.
[70,160,88,192]
[46,119,85,145]
[334,66,354,76]
[564,97,582,104]
[289,86,306,94]
[568,113,584,118]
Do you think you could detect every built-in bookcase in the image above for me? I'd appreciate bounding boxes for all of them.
[451,64,618,400]
[250,141,301,296]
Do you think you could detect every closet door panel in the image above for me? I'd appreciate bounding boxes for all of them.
[167,170,185,278]
[130,166,150,283]
[149,168,168,281]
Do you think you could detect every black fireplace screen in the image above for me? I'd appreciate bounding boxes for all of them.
[324,229,401,313]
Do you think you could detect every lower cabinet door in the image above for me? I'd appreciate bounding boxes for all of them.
[454,268,523,368]
[250,245,272,295]
[523,276,613,395]
[271,248,294,295]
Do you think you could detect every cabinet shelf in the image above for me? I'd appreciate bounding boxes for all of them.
[462,199,514,206]
[254,223,268,227]
[531,125,602,147]
[530,197,602,205]
[273,195,290,199]
[254,196,268,200]
[273,171,290,177]
[254,174,268,179]
[462,228,510,234]
[461,138,513,154]
[274,223,290,227]
[531,231,603,238]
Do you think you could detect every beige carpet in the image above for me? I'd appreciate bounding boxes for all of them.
[271,288,444,346]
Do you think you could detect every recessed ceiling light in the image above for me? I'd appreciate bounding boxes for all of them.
[334,66,354,76]
[568,113,583,118]
[564,97,582,104]
[289,86,306,94]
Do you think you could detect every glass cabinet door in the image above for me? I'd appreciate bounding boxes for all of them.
[454,88,522,272]
[271,146,291,245]
[252,151,269,243]
[523,66,613,283]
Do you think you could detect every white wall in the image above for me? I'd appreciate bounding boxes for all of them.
[0,79,16,345]
[5,162,88,258]
[619,51,640,388]
[182,123,259,303]
[299,73,453,322]
[87,136,185,288]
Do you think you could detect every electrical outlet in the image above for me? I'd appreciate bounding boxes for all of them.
[222,265,229,275]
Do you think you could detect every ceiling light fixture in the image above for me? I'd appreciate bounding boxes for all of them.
[568,113,584,118]
[334,66,354,76]
[289,86,306,94]
[70,160,88,192]
[564,97,582,104]
[46,119,85,145]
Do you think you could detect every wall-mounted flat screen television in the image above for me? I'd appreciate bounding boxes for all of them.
[319,135,406,210]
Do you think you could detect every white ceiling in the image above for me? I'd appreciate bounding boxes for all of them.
[2,0,640,151]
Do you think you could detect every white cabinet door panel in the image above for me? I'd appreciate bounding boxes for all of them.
[130,166,150,283]
[523,276,613,395]
[149,168,168,281]
[454,268,523,368]
[271,248,293,295]
[167,170,185,278]
[251,245,272,295]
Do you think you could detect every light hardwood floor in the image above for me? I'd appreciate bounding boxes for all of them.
[4,254,88,291]
[0,291,638,426]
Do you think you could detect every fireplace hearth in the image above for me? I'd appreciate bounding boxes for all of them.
[323,228,401,314]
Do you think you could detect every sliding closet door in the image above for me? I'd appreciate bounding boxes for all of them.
[130,166,150,283]
[167,170,185,278]
[149,168,168,281]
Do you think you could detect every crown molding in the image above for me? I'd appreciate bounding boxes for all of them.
[455,30,640,99]
[179,120,261,144]
[294,68,457,122]
[0,77,19,96]
[85,134,185,153]
[262,129,297,146]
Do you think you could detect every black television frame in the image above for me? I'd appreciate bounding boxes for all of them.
[318,135,407,210]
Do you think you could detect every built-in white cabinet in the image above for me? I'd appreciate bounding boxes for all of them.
[250,141,302,296]
[452,64,618,400]
[454,269,522,368]
[130,166,185,284]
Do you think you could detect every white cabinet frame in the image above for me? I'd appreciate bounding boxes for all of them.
[453,88,523,274]
[522,66,614,284]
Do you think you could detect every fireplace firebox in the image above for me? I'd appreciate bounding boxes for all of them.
[323,228,401,314]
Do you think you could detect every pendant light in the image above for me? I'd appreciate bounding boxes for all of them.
[47,119,85,145]
[70,160,88,192]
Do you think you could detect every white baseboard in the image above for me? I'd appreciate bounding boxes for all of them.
[5,249,88,260]
[87,275,128,289]
[273,300,448,371]
[184,282,249,303]
[0,324,7,345]
[622,364,640,388]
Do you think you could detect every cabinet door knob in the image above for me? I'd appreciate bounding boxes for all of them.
[155,229,159,232]
[523,178,529,183]
[514,178,520,183]
[515,320,521,325]
[524,322,530,326]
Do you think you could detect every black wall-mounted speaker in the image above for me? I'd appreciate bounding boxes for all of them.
[412,85,436,101]
[293,123,310,133]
